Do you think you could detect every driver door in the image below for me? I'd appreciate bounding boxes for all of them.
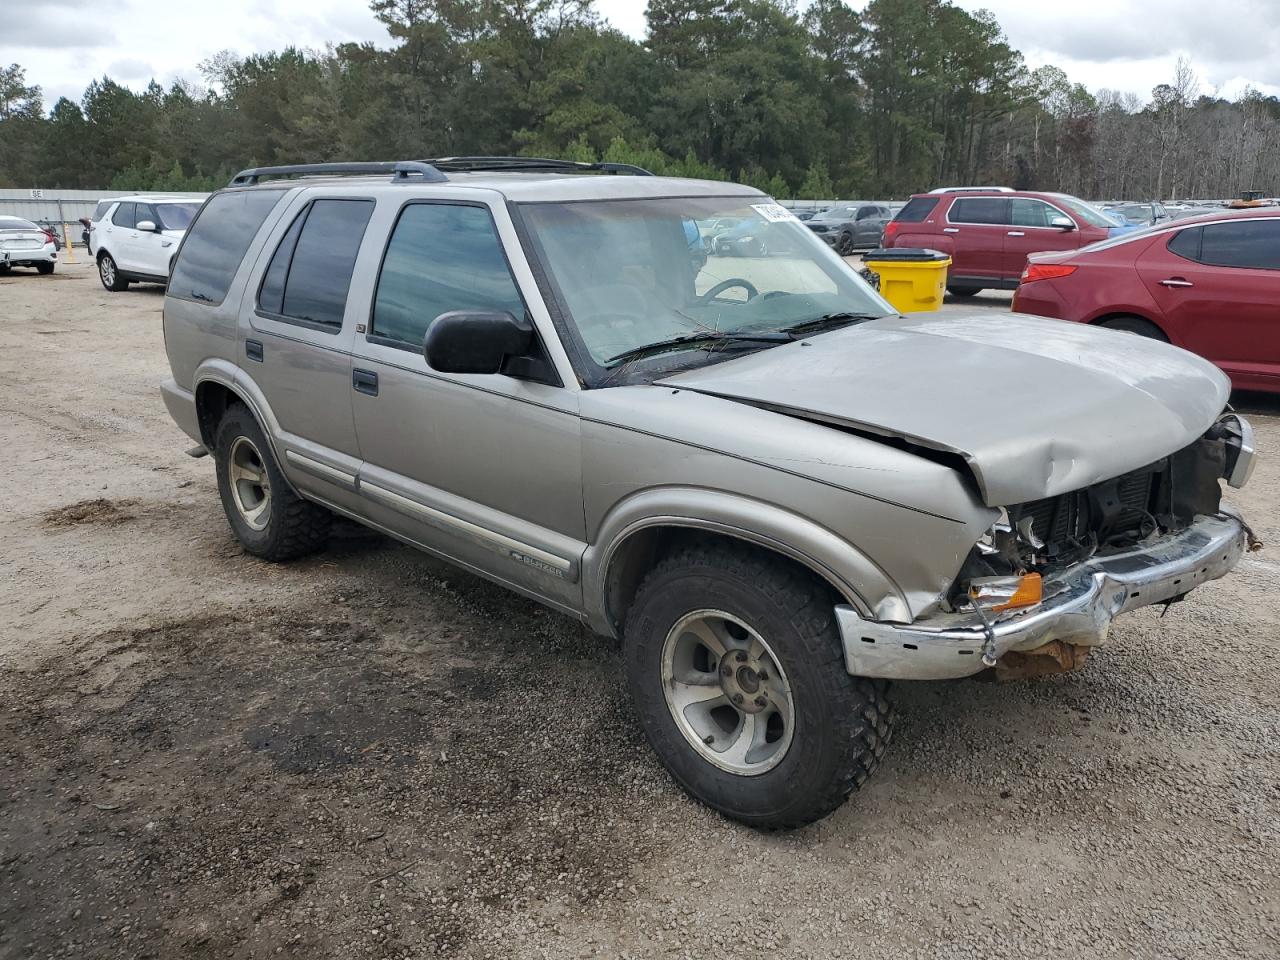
[350,199,586,612]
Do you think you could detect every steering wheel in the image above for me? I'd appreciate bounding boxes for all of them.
[698,278,759,303]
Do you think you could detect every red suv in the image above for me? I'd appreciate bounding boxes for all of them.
[1012,209,1280,393]
[883,188,1127,296]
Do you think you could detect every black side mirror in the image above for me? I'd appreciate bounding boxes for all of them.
[424,310,534,375]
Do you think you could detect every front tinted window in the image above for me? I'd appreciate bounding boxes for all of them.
[169,189,286,305]
[1010,199,1053,227]
[262,199,374,328]
[895,197,939,222]
[1052,196,1116,228]
[154,202,200,231]
[134,204,156,227]
[949,198,1008,224]
[111,203,136,228]
[1198,220,1280,269]
[371,203,525,348]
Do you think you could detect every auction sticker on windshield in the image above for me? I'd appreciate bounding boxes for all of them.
[751,203,798,223]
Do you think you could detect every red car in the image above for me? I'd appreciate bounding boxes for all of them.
[883,188,1125,296]
[1012,209,1280,392]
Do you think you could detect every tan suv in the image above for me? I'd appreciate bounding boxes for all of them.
[160,158,1254,829]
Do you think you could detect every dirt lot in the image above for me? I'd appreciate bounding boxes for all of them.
[1,260,1277,960]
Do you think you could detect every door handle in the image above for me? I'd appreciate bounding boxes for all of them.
[1159,278,1194,288]
[943,227,960,233]
[1007,231,1025,237]
[245,339,264,362]
[353,368,379,396]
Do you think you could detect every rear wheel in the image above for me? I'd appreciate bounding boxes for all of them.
[1098,316,1168,341]
[624,541,895,830]
[213,405,331,561]
[946,284,983,297]
[36,262,54,275]
[98,252,128,291]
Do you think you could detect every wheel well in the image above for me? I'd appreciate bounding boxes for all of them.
[194,380,246,449]
[603,526,844,634]
[1090,312,1167,337]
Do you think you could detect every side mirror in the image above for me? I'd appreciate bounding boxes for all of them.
[136,219,158,233]
[1049,215,1075,231]
[424,310,533,375]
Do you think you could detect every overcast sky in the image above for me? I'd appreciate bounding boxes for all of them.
[3,0,1278,110]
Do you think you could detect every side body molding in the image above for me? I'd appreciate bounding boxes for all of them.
[582,486,911,637]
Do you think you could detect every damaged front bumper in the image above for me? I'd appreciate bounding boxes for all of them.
[836,511,1248,681]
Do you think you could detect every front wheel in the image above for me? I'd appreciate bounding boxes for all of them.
[214,405,331,561]
[624,542,895,829]
[837,231,854,255]
[946,284,983,297]
[98,253,129,291]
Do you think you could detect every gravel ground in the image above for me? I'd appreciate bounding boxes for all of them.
[1,260,1277,959]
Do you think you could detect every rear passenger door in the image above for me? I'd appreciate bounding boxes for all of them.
[1137,218,1280,387]
[944,197,1009,282]
[242,195,376,509]
[104,202,139,271]
[349,199,586,613]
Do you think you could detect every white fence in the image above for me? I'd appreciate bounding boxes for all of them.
[0,189,209,245]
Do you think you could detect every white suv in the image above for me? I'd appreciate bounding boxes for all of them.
[94,195,205,291]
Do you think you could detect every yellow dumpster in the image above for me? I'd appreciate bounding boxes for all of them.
[861,248,951,313]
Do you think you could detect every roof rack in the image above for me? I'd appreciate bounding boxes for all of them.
[424,156,654,176]
[228,161,446,187]
[928,186,1014,194]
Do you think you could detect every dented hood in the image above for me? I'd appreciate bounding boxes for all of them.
[656,311,1230,506]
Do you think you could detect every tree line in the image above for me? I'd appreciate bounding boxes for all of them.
[2,0,1278,201]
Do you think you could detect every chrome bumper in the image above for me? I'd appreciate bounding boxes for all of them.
[836,512,1247,680]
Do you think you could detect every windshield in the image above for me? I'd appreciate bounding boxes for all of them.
[154,202,201,230]
[1052,195,1117,228]
[1113,204,1151,222]
[518,197,895,384]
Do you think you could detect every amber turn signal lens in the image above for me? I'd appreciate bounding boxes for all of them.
[969,572,1043,612]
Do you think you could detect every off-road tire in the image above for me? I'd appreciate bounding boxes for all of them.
[97,252,129,291]
[1098,315,1168,341]
[946,284,983,297]
[624,541,895,830]
[213,404,331,561]
[36,262,54,275]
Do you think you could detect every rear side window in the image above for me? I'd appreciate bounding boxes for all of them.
[1198,220,1280,270]
[894,197,939,222]
[1167,227,1201,262]
[949,198,1009,224]
[257,199,375,329]
[111,203,136,228]
[169,189,287,305]
[370,203,525,348]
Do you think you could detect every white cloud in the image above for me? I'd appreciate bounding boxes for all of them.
[4,0,1280,111]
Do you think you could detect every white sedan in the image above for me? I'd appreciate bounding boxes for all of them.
[0,216,58,275]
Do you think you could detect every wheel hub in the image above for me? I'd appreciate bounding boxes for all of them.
[660,610,795,775]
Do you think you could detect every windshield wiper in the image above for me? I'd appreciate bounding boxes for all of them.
[777,311,891,336]
[605,330,792,366]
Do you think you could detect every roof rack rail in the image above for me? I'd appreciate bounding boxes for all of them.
[928,186,1014,194]
[424,156,654,177]
[228,161,446,187]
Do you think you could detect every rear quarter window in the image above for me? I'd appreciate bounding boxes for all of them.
[168,189,287,305]
[893,197,939,222]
